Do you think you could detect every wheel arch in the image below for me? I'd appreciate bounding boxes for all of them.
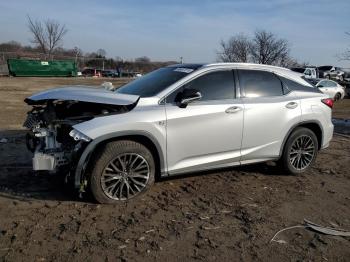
[279,120,323,157]
[74,131,165,189]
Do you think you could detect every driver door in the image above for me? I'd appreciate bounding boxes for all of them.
[164,70,244,175]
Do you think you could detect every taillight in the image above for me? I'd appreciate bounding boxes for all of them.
[321,98,334,108]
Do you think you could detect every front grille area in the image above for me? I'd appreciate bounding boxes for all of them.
[23,113,40,129]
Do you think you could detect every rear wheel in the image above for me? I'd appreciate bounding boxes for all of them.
[334,92,341,101]
[88,140,155,204]
[281,127,318,175]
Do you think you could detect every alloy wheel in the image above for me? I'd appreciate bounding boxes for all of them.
[101,153,150,200]
[289,135,315,170]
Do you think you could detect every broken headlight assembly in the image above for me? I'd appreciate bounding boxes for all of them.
[69,129,92,142]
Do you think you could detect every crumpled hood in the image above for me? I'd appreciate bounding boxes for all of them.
[25,86,139,105]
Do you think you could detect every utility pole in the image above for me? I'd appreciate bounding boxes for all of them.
[74,46,80,68]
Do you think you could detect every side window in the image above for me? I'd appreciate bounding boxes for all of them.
[238,70,284,97]
[304,69,311,75]
[320,81,333,87]
[166,70,235,103]
[318,80,327,87]
[328,81,337,87]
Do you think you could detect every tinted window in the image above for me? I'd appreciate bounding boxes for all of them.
[116,67,197,97]
[238,70,283,97]
[320,80,337,87]
[166,70,235,103]
[328,81,337,87]
[318,66,333,71]
[290,67,306,73]
[281,76,320,93]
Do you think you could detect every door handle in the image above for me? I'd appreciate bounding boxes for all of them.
[285,102,298,109]
[225,106,242,114]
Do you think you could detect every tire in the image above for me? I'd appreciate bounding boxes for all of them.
[281,127,318,175]
[88,140,155,204]
[334,93,341,101]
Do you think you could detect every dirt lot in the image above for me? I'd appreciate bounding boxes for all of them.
[0,77,349,261]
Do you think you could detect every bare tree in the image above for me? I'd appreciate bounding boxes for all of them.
[250,30,289,66]
[27,16,68,58]
[337,32,350,61]
[96,48,106,58]
[217,33,251,62]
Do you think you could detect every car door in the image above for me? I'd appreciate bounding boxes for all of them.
[237,69,302,161]
[164,70,244,174]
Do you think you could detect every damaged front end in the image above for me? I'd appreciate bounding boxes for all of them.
[23,86,139,176]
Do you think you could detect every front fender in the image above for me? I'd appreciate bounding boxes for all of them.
[73,130,166,189]
[72,106,166,189]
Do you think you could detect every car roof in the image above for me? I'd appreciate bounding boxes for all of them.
[202,63,313,86]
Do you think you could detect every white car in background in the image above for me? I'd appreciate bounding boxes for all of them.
[316,79,345,101]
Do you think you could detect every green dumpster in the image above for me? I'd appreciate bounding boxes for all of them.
[7,59,77,77]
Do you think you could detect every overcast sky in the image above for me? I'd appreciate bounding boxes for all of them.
[0,0,349,66]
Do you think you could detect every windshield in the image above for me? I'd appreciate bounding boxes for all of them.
[116,67,197,97]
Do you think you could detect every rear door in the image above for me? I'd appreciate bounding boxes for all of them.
[237,69,302,161]
[165,70,244,174]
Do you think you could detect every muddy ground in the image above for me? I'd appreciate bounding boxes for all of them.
[0,77,349,261]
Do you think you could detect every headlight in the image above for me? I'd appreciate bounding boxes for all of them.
[69,129,91,142]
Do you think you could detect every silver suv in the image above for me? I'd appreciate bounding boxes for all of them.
[24,63,334,203]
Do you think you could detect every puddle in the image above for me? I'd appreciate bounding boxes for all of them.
[332,118,350,135]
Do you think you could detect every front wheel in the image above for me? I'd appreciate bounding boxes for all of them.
[280,127,318,175]
[88,140,155,204]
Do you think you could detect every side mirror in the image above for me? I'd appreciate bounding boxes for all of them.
[177,88,202,108]
[317,84,323,88]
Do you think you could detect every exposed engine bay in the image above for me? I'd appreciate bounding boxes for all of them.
[24,98,135,173]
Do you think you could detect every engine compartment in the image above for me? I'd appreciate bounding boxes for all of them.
[24,99,135,172]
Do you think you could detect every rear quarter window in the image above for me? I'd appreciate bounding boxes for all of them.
[280,76,321,93]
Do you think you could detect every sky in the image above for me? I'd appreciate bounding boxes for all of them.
[0,0,349,66]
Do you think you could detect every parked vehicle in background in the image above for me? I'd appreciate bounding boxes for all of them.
[316,79,345,101]
[23,63,334,204]
[290,67,318,79]
[340,68,350,83]
[290,67,305,74]
[102,70,119,78]
[318,66,348,82]
[303,67,318,79]
[317,66,333,78]
[82,68,102,77]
